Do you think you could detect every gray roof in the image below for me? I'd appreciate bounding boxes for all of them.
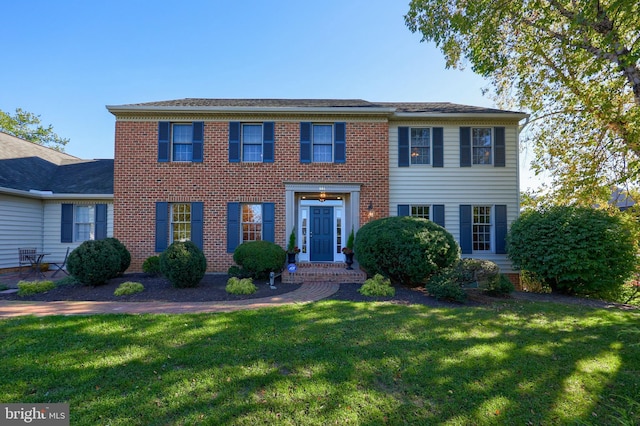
[109,98,524,115]
[0,132,113,194]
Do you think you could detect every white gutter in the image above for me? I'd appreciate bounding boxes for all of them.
[392,112,529,120]
[0,186,112,200]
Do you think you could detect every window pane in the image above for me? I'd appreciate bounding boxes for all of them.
[313,125,332,144]
[173,144,192,161]
[242,204,262,242]
[171,203,191,242]
[243,145,262,162]
[75,205,95,242]
[411,128,431,164]
[473,206,492,251]
[313,145,332,162]
[472,128,492,164]
[411,205,430,219]
[243,124,262,143]
[173,124,193,143]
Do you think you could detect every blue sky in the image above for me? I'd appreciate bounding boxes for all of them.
[1,1,538,189]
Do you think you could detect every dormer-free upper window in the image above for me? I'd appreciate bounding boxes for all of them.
[472,128,492,165]
[300,122,346,164]
[158,122,204,163]
[410,128,431,165]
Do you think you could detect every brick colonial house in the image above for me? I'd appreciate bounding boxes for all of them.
[107,99,526,275]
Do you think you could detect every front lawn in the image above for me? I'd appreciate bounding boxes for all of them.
[1,300,639,425]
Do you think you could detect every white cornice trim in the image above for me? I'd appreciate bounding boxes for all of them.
[0,186,113,200]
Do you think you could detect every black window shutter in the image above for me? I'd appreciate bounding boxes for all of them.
[61,204,74,243]
[494,127,505,167]
[300,122,311,163]
[190,202,204,250]
[155,202,168,252]
[229,122,240,162]
[158,122,170,162]
[433,127,443,167]
[460,127,471,167]
[192,122,204,162]
[397,205,410,216]
[263,122,275,162]
[495,205,507,254]
[334,122,346,163]
[262,203,275,242]
[459,205,473,254]
[432,204,445,227]
[398,127,410,167]
[95,204,107,240]
[227,202,240,253]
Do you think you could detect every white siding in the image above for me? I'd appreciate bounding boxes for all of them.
[42,200,114,262]
[0,194,44,268]
[389,121,520,272]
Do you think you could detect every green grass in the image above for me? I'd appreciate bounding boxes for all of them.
[1,300,639,425]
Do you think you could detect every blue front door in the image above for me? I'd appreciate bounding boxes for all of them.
[310,206,333,261]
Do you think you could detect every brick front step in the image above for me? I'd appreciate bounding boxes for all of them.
[282,262,367,284]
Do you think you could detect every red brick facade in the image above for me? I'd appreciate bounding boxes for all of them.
[114,118,390,272]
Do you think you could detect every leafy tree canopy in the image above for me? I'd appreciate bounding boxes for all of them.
[0,108,69,151]
[406,0,640,205]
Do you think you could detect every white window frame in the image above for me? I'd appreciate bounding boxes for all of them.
[170,203,192,243]
[74,205,95,242]
[312,124,334,163]
[472,205,493,252]
[409,205,431,219]
[410,127,431,165]
[171,123,193,162]
[472,127,493,165]
[241,204,263,243]
[242,123,263,162]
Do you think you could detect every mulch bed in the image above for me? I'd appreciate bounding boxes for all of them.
[1,273,636,310]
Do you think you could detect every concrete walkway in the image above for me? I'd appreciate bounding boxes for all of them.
[0,282,340,318]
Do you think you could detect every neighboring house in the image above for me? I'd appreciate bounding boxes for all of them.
[107,99,527,273]
[0,132,114,269]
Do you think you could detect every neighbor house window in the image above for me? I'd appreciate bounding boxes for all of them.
[473,206,492,251]
[242,124,263,162]
[171,203,191,243]
[410,128,431,165]
[411,205,430,219]
[313,124,333,162]
[472,128,492,165]
[75,205,95,242]
[242,204,262,242]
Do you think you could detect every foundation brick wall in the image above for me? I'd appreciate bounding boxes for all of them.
[114,119,390,272]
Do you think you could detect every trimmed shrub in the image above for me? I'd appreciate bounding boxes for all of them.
[232,241,286,280]
[103,238,131,276]
[354,216,459,287]
[480,274,515,296]
[425,267,467,303]
[114,281,144,296]
[142,255,162,276]
[358,274,395,297]
[67,240,121,285]
[227,265,252,278]
[17,280,55,296]
[226,277,258,295]
[160,241,207,288]
[508,206,639,298]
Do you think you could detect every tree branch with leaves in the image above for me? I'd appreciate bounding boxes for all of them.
[0,108,69,152]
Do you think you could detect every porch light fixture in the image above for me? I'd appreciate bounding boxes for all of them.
[319,191,326,202]
[367,201,374,218]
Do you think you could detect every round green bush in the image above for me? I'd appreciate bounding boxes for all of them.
[226,277,258,295]
[114,281,144,296]
[159,241,207,288]
[507,206,639,298]
[358,274,396,297]
[104,237,131,276]
[142,255,162,276]
[354,216,460,287]
[425,267,467,302]
[67,240,121,285]
[232,241,286,280]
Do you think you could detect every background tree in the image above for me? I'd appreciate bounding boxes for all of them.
[406,1,640,205]
[0,108,69,151]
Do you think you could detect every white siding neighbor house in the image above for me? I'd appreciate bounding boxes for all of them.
[0,132,114,270]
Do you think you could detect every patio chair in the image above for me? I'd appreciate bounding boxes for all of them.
[18,248,37,278]
[50,247,71,277]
